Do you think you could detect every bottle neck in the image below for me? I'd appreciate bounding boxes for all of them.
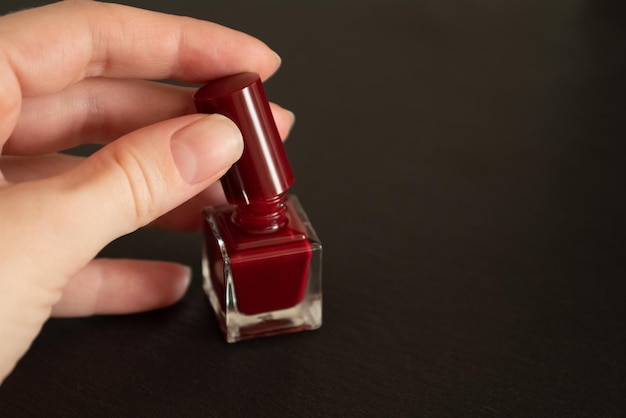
[232,192,289,234]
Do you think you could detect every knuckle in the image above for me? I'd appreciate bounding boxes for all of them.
[109,143,163,226]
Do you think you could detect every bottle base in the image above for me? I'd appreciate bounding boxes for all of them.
[201,195,323,343]
[204,277,322,343]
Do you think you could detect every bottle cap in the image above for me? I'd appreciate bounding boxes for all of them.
[194,72,294,205]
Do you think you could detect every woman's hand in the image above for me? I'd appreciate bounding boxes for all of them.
[0,0,294,383]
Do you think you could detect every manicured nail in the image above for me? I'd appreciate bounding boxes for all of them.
[171,114,243,184]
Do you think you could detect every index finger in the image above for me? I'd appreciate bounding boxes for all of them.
[0,1,281,97]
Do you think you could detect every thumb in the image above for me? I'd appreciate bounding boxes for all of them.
[28,113,242,277]
[79,113,242,239]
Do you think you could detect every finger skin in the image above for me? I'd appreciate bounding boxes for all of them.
[0,0,281,147]
[0,154,84,183]
[0,1,280,94]
[3,76,295,155]
[0,153,225,230]
[51,259,191,317]
[153,182,228,231]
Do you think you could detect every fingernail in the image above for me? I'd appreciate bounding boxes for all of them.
[171,114,243,184]
[285,108,296,126]
[173,265,192,300]
[273,51,282,70]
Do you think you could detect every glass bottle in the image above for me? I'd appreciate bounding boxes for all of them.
[194,72,322,343]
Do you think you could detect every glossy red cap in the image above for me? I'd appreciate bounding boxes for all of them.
[194,72,294,206]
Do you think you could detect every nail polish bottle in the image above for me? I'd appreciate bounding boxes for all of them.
[194,72,322,343]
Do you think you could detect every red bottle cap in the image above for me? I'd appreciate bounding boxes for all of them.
[194,72,294,206]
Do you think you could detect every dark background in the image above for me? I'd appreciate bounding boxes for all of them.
[1,0,625,416]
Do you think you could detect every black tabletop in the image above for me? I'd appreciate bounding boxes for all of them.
[1,1,625,416]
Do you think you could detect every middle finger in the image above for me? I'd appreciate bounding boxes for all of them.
[5,79,194,155]
[5,78,295,155]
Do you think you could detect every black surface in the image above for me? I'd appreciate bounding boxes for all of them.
[1,1,625,416]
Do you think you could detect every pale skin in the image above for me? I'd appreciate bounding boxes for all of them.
[0,0,295,383]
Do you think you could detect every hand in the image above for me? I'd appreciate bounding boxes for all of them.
[0,0,295,382]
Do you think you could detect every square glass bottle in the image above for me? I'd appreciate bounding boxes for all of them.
[202,195,322,342]
[194,72,323,342]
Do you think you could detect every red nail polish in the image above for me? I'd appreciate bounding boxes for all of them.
[194,73,322,342]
